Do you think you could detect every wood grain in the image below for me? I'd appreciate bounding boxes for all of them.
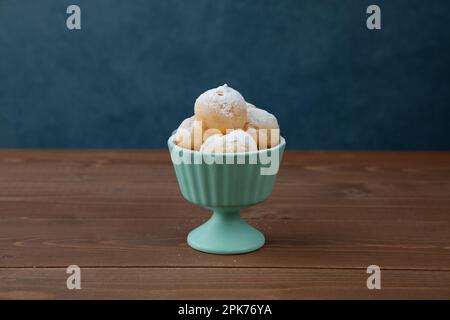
[0,217,449,270]
[0,150,449,299]
[1,268,449,300]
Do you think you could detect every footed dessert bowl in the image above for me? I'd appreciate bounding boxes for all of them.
[168,136,285,254]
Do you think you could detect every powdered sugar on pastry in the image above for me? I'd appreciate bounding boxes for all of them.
[199,133,223,153]
[245,106,280,149]
[247,107,278,130]
[174,115,203,151]
[195,84,247,132]
[200,129,257,153]
[223,129,257,153]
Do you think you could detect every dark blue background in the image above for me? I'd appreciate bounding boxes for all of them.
[1,0,449,149]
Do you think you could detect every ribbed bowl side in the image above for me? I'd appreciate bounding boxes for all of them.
[169,138,285,208]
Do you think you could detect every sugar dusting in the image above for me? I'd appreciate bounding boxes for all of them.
[195,84,246,118]
[247,107,278,129]
[200,129,257,153]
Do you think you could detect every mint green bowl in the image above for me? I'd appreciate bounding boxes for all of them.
[168,136,285,254]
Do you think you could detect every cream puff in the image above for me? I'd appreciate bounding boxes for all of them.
[245,106,280,149]
[200,129,257,153]
[194,84,247,133]
[174,115,203,150]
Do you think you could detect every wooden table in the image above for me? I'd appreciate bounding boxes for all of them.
[0,151,449,299]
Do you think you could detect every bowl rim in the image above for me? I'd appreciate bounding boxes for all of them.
[168,135,286,157]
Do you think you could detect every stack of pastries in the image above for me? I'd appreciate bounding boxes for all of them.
[174,84,280,153]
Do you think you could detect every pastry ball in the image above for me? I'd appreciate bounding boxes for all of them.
[202,128,223,143]
[174,115,203,150]
[199,134,223,153]
[245,106,280,149]
[194,84,247,133]
[222,130,258,153]
[200,129,257,153]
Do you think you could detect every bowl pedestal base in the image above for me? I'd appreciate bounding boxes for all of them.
[187,208,265,254]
